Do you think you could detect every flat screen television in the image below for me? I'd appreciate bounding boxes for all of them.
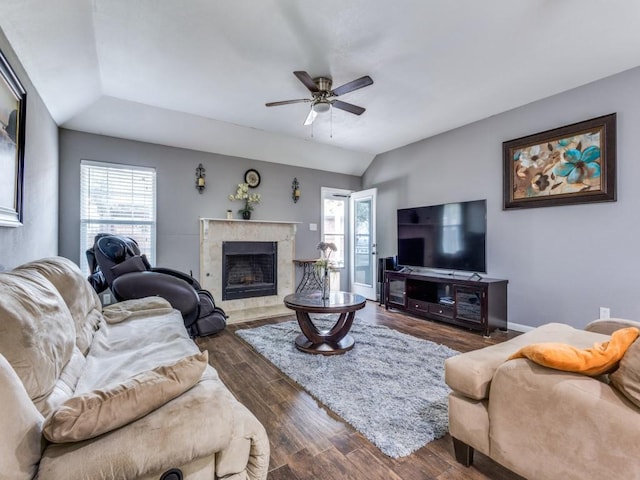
[397,199,486,273]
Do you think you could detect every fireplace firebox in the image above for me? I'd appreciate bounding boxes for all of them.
[222,241,277,300]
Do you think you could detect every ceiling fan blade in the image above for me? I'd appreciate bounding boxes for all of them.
[332,75,373,96]
[303,108,317,126]
[293,71,319,92]
[332,100,366,115]
[266,99,311,107]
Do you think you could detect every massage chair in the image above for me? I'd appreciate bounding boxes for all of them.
[86,234,226,337]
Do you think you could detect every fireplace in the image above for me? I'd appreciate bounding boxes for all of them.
[222,241,277,300]
[200,218,297,323]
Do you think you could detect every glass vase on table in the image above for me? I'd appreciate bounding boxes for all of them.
[316,241,337,301]
[321,267,330,300]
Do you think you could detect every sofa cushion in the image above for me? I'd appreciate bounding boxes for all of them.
[15,257,104,355]
[38,369,236,480]
[586,318,640,335]
[508,327,639,376]
[75,305,200,394]
[42,347,86,418]
[102,296,174,324]
[0,269,75,409]
[445,323,609,400]
[0,353,44,480]
[610,338,640,408]
[43,351,208,443]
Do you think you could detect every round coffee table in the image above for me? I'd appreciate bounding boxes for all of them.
[283,291,366,355]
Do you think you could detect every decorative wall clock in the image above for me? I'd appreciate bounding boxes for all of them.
[244,169,261,188]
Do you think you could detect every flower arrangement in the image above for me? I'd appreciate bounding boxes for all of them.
[228,183,261,215]
[315,242,337,299]
[315,241,337,271]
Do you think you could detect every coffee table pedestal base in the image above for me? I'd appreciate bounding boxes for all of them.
[295,333,355,355]
[283,292,366,356]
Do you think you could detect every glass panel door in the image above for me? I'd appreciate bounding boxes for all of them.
[350,188,377,299]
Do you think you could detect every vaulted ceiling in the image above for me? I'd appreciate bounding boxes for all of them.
[2,1,640,175]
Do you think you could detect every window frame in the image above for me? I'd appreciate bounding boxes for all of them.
[80,160,157,274]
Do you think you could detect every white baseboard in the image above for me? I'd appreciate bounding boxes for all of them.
[508,322,535,333]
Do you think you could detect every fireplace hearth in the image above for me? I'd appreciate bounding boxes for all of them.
[222,241,277,300]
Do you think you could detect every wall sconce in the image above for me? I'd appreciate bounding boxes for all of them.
[292,177,301,203]
[195,164,205,193]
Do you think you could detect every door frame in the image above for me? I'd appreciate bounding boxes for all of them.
[350,188,377,300]
[320,187,351,292]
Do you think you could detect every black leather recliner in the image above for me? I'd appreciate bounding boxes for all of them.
[86,234,226,337]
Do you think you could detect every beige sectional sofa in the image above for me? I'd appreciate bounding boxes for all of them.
[0,256,269,480]
[445,320,640,480]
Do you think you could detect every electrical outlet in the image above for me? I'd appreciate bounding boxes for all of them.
[103,293,112,305]
[599,307,610,320]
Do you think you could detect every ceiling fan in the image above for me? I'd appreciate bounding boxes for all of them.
[266,71,373,125]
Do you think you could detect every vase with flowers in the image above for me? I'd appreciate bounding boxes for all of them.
[228,183,261,220]
[315,241,337,299]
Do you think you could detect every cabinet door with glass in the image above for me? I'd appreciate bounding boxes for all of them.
[385,272,406,309]
[454,286,485,324]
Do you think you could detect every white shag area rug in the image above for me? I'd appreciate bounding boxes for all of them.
[236,317,458,458]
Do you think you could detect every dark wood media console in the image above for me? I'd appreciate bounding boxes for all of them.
[384,270,508,336]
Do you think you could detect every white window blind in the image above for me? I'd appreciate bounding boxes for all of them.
[80,160,156,274]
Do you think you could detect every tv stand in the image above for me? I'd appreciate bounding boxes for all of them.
[384,270,508,336]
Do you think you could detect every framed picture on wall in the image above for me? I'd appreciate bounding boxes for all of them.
[0,48,26,227]
[503,113,616,210]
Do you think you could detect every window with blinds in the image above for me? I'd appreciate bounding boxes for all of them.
[80,160,156,274]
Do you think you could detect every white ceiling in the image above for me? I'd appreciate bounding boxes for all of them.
[1,0,640,176]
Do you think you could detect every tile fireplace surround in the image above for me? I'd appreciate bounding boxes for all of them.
[200,218,298,323]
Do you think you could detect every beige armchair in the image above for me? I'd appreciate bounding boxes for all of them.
[444,319,640,480]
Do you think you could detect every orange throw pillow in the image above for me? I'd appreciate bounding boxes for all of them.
[508,327,639,376]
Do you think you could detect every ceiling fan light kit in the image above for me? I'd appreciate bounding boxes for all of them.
[313,101,331,113]
[266,71,373,127]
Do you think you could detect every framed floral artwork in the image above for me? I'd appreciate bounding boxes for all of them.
[503,113,616,210]
[0,48,26,227]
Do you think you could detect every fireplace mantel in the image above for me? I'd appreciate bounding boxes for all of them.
[199,218,298,323]
[201,217,302,227]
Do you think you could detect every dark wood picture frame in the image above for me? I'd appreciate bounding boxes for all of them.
[0,48,26,227]
[503,113,616,210]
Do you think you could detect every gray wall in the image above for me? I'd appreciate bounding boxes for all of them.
[0,28,58,270]
[59,129,361,282]
[364,67,640,330]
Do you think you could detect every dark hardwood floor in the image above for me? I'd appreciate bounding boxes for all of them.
[197,301,524,480]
